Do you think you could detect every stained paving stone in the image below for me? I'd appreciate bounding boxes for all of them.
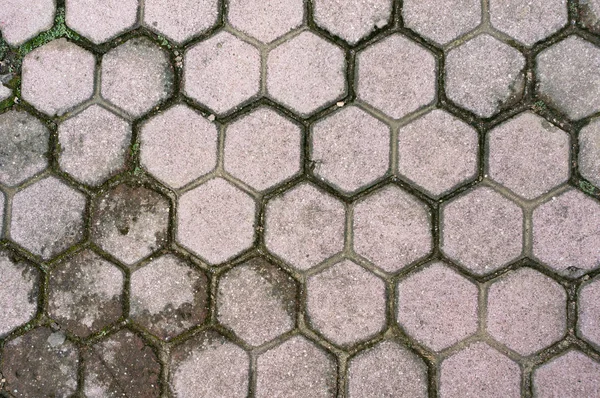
[0,110,49,187]
[533,189,600,277]
[140,104,217,189]
[306,259,386,346]
[347,341,428,398]
[0,250,39,337]
[22,39,95,116]
[440,342,521,398]
[579,277,600,347]
[177,178,256,264]
[0,0,55,46]
[265,182,345,271]
[357,33,436,119]
[398,109,478,197]
[310,105,390,193]
[267,31,346,116]
[65,0,139,44]
[1,327,79,397]
[184,31,260,115]
[144,0,218,43]
[313,0,392,45]
[442,186,523,275]
[536,35,600,120]
[0,85,12,102]
[403,0,481,45]
[224,107,302,191]
[581,0,600,31]
[445,34,525,118]
[101,37,174,118]
[170,331,249,398]
[84,329,161,398]
[533,350,600,397]
[130,254,208,339]
[48,249,123,338]
[91,184,170,266]
[353,185,432,273]
[58,105,131,186]
[228,0,304,43]
[10,176,86,260]
[397,262,478,351]
[580,118,600,188]
[487,267,566,356]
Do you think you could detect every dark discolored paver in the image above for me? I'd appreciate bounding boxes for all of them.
[65,0,139,44]
[48,249,123,338]
[1,327,79,397]
[579,278,600,347]
[228,0,304,43]
[91,184,170,266]
[0,0,55,46]
[144,0,218,44]
[579,118,600,188]
[130,254,208,339]
[533,350,600,397]
[582,0,600,31]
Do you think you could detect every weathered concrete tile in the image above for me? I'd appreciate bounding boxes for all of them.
[533,350,600,397]
[581,0,600,32]
[580,118,600,188]
[579,277,600,347]
[144,0,218,43]
[228,0,304,43]
[66,0,139,44]
[0,0,55,46]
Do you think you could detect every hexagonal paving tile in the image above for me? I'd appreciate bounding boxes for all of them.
[306,260,386,346]
[487,267,566,356]
[533,350,600,397]
[265,183,345,271]
[445,34,525,118]
[11,176,86,259]
[130,254,208,339]
[217,257,297,346]
[144,0,218,43]
[347,341,428,398]
[403,0,481,45]
[579,277,600,347]
[397,262,478,351]
[48,249,123,338]
[177,178,256,264]
[84,329,161,398]
[313,0,392,44]
[224,107,302,191]
[91,184,170,266]
[0,250,39,337]
[58,105,131,186]
[0,0,55,46]
[580,118,600,188]
[267,31,346,115]
[228,0,304,43]
[442,186,523,275]
[140,104,217,189]
[184,31,260,114]
[537,35,600,120]
[22,39,95,116]
[398,109,478,197]
[65,0,139,44]
[1,327,79,397]
[170,331,249,398]
[533,189,600,277]
[0,110,49,187]
[582,0,600,32]
[311,106,390,193]
[357,33,436,119]
[353,185,432,273]
[101,37,174,118]
[440,342,521,398]
[488,112,570,199]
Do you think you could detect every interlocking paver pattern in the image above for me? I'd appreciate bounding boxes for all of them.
[0,250,38,336]
[228,0,304,43]
[0,0,55,46]
[533,350,600,397]
[144,0,218,44]
[65,0,139,44]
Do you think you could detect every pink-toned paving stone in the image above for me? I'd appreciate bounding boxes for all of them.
[579,117,600,188]
[0,0,55,46]
[144,0,218,43]
[579,277,600,347]
[533,350,600,397]
[65,0,139,44]
[228,0,304,43]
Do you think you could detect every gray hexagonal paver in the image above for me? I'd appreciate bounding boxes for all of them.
[353,185,432,273]
[307,260,386,346]
[445,34,525,118]
[177,178,256,264]
[58,105,131,186]
[101,37,174,118]
[265,183,345,271]
[0,0,55,46]
[0,110,49,187]
[582,0,600,32]
[398,109,478,197]
[534,350,600,397]
[66,0,139,44]
[224,107,302,191]
[537,36,600,120]
[357,33,436,119]
[580,118,600,188]
[144,0,218,43]
[267,31,346,116]
[140,104,217,189]
[228,0,304,43]
[442,187,523,275]
[11,176,86,259]
[579,278,600,347]
[311,106,390,193]
[22,39,95,116]
[48,249,124,338]
[184,31,260,115]
[397,262,478,351]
